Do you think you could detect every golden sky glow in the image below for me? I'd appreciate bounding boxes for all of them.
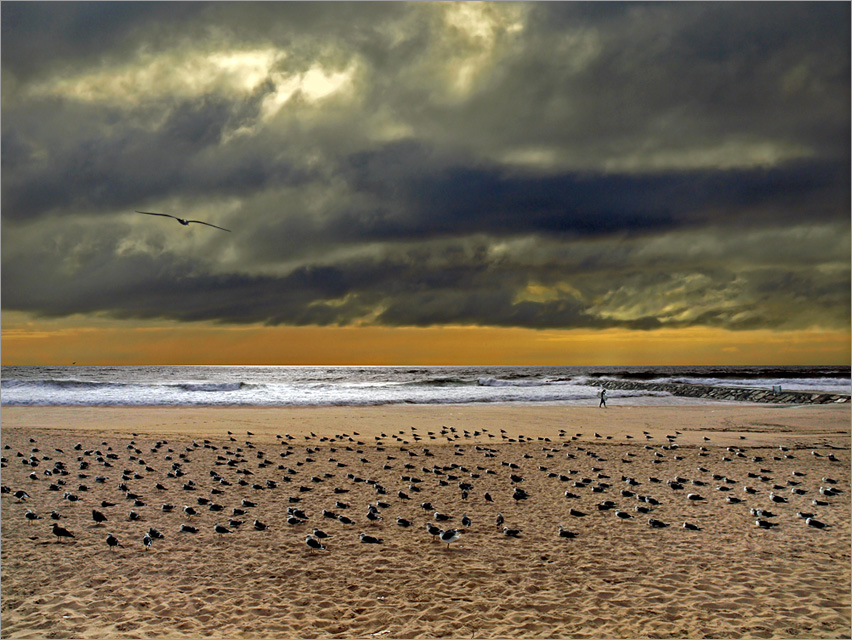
[2,312,848,366]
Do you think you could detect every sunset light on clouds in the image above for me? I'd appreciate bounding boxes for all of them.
[2,2,849,365]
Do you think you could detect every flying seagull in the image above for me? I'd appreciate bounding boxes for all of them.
[136,211,231,232]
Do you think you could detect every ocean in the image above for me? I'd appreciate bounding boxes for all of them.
[1,365,849,408]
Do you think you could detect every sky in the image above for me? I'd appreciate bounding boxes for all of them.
[2,1,850,365]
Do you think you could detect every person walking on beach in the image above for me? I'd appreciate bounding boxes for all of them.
[599,388,607,408]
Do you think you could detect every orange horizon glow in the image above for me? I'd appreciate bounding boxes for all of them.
[2,312,849,366]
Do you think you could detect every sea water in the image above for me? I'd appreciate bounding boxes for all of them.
[1,365,848,407]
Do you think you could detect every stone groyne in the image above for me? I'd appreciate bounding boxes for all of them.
[597,380,850,405]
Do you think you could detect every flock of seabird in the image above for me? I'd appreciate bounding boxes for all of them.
[2,424,843,556]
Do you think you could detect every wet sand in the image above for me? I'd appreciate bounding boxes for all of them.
[2,403,849,638]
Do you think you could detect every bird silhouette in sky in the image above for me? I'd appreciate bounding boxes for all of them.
[136,211,231,232]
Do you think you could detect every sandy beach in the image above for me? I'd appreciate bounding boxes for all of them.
[2,403,850,639]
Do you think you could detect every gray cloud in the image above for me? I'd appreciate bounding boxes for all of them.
[3,218,848,333]
[2,2,849,334]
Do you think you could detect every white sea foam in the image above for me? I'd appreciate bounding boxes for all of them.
[1,366,848,407]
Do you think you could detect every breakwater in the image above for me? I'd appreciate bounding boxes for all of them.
[598,380,850,404]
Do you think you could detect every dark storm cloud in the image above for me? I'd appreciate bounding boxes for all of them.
[2,2,849,333]
[240,149,849,265]
[521,2,851,159]
[2,90,315,220]
[1,2,208,87]
[334,145,849,239]
[0,241,631,329]
[4,222,848,333]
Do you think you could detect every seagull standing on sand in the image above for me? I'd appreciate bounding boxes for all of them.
[426,522,442,540]
[52,523,75,542]
[750,508,776,518]
[439,528,461,549]
[136,211,231,232]
[306,535,326,553]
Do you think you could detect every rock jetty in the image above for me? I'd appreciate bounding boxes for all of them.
[597,380,850,405]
